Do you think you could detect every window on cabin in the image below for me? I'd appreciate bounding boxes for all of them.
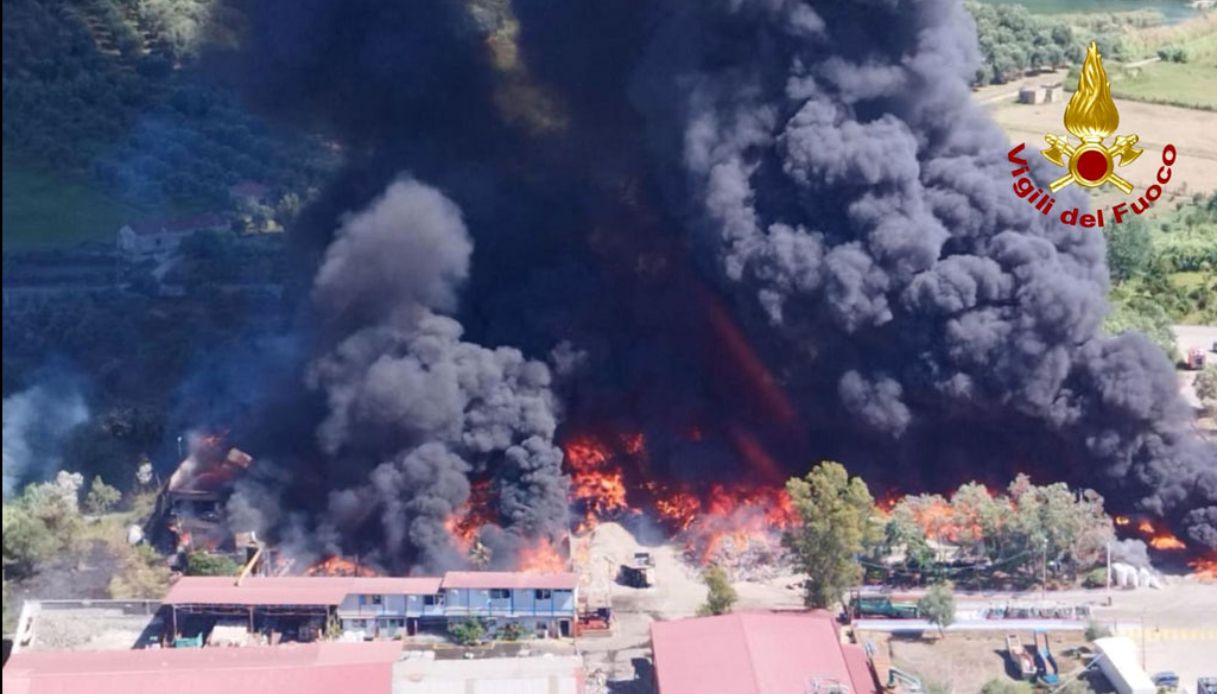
[490,589,511,600]
[424,594,442,606]
[535,589,552,600]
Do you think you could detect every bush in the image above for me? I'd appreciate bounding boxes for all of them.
[449,618,485,646]
[1085,621,1112,641]
[500,622,525,641]
[1083,567,1108,589]
[697,564,738,616]
[85,476,122,515]
[184,551,242,576]
[918,582,957,633]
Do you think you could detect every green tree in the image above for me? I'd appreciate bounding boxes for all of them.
[1106,217,1153,282]
[783,461,878,609]
[698,564,738,616]
[979,679,1034,694]
[1104,293,1179,363]
[918,582,956,635]
[449,618,486,645]
[85,476,122,515]
[185,551,242,576]
[2,481,85,577]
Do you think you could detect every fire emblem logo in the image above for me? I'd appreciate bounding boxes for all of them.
[1042,41,1142,194]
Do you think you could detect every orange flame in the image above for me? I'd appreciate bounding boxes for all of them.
[678,485,796,565]
[444,480,493,553]
[1130,517,1187,551]
[1190,555,1217,581]
[518,538,566,573]
[1114,515,1131,526]
[564,434,636,530]
[1149,532,1186,551]
[306,556,378,577]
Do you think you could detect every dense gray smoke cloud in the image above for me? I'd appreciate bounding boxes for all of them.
[235,178,568,571]
[626,0,1215,545]
[212,0,1214,557]
[2,374,89,497]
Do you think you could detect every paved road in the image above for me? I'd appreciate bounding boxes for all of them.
[853,618,1085,633]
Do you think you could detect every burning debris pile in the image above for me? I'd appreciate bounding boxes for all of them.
[184,0,1217,572]
[149,434,255,553]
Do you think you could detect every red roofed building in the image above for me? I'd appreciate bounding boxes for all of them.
[116,212,229,259]
[650,611,881,694]
[161,572,577,643]
[2,641,401,694]
[440,572,578,638]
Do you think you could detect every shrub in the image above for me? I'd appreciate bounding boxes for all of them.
[1083,567,1108,589]
[501,622,525,641]
[449,618,485,646]
[697,564,738,616]
[184,551,242,576]
[1085,621,1112,641]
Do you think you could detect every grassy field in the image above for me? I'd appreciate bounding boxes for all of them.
[3,155,142,251]
[1108,17,1217,109]
[1110,60,1217,109]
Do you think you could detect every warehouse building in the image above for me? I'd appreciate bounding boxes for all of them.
[650,611,880,694]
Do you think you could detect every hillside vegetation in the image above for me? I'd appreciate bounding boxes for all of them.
[2,0,334,242]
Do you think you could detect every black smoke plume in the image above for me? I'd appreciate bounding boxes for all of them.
[208,0,1215,560]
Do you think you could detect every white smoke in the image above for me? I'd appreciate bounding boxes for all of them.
[2,379,89,497]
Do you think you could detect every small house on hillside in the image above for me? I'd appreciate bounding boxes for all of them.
[116,212,229,260]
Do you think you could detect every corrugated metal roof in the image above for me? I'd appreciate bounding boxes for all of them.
[650,611,880,694]
[2,642,401,694]
[441,572,579,590]
[163,576,355,606]
[392,655,586,693]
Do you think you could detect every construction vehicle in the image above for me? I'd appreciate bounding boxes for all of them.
[849,591,921,620]
[1005,634,1036,680]
[1185,347,1207,370]
[1033,630,1060,686]
[619,552,654,588]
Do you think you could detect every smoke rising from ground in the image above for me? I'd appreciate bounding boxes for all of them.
[2,374,89,497]
[233,178,568,570]
[209,0,1215,559]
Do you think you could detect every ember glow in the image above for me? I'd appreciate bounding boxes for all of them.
[1191,555,1217,581]
[306,556,379,577]
[1130,518,1187,551]
[1149,531,1187,551]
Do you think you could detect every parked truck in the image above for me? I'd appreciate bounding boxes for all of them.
[619,552,654,588]
[848,591,921,619]
[1093,637,1156,694]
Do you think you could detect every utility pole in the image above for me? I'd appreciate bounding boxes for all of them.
[1041,539,1048,603]
[1105,541,1112,604]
